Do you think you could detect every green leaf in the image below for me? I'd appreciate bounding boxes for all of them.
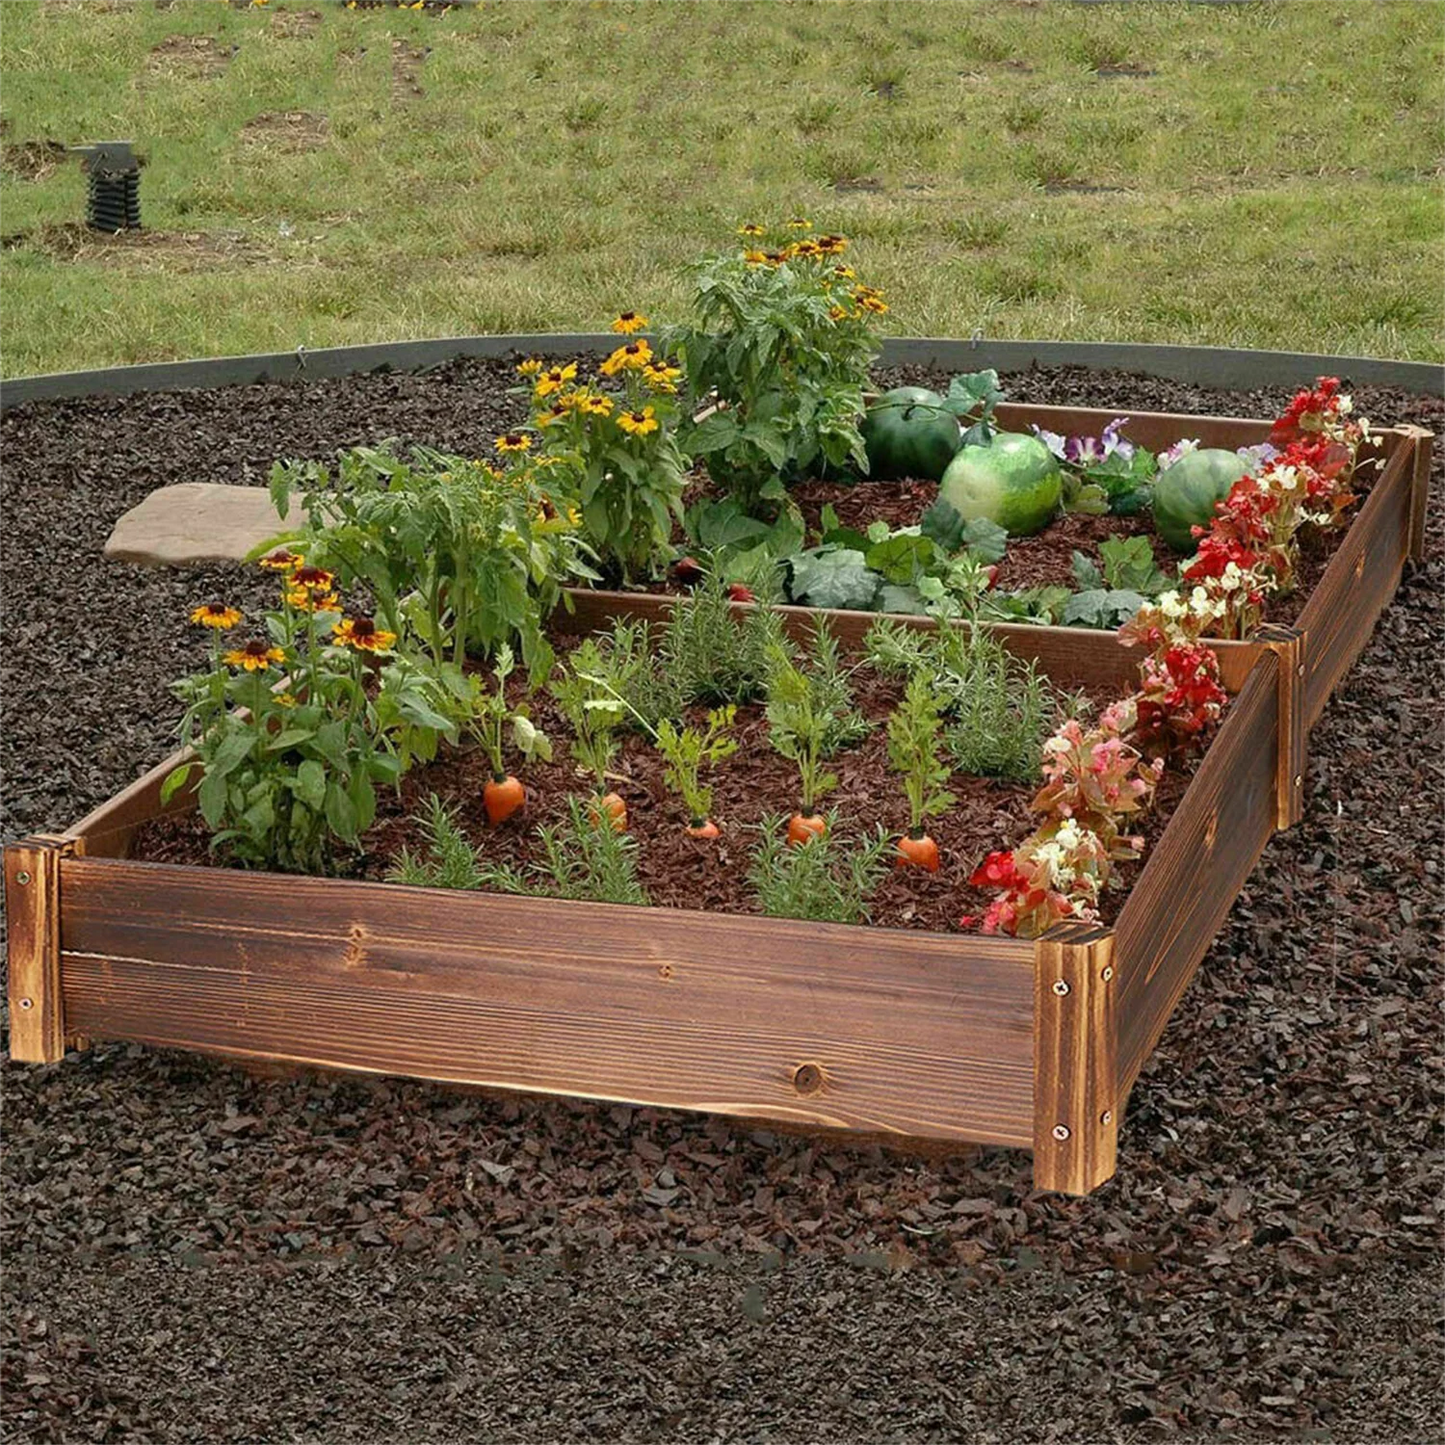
[294,759,327,811]
[959,517,1009,564]
[1099,534,1169,594]
[197,770,229,828]
[1071,550,1104,590]
[264,727,316,753]
[1062,588,1148,628]
[877,583,927,614]
[787,548,880,611]
[208,728,254,780]
[160,763,194,806]
[688,410,740,455]
[325,783,358,841]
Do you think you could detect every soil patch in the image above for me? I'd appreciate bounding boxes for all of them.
[269,6,321,39]
[240,110,329,153]
[145,34,234,80]
[0,139,70,182]
[390,40,428,102]
[0,223,269,270]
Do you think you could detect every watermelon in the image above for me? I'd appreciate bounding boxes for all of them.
[861,387,961,481]
[1153,448,1249,553]
[936,432,1062,537]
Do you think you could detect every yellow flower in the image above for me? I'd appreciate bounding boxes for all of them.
[533,362,577,399]
[332,616,397,653]
[858,294,888,314]
[816,234,849,256]
[516,357,545,378]
[258,548,303,573]
[828,305,855,322]
[742,249,769,267]
[788,239,820,259]
[289,565,336,594]
[583,392,614,417]
[599,339,653,376]
[830,264,856,281]
[617,406,659,437]
[642,360,681,394]
[275,692,298,709]
[224,640,286,672]
[536,402,569,427]
[190,603,242,631]
[611,311,649,335]
[286,587,340,613]
[787,217,812,230]
[737,223,766,238]
[495,432,533,454]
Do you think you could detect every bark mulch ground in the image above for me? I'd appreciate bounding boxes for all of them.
[2,360,1441,1443]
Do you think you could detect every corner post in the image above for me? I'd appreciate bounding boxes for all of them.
[1255,624,1306,830]
[5,835,73,1063]
[1032,924,1118,1195]
[1399,425,1435,565]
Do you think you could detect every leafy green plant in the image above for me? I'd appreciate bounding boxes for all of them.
[747,812,891,924]
[665,227,882,517]
[1062,536,1172,629]
[266,443,595,680]
[512,335,690,584]
[389,794,648,906]
[941,368,1006,447]
[470,644,551,800]
[549,638,628,795]
[887,671,956,848]
[658,567,789,707]
[165,576,404,874]
[654,705,737,833]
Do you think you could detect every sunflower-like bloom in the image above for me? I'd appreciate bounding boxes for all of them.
[828,305,855,322]
[536,402,569,427]
[617,406,659,437]
[815,234,848,256]
[286,587,340,613]
[224,639,286,672]
[742,249,769,266]
[599,339,653,376]
[611,311,648,335]
[642,359,681,394]
[495,432,533,454]
[737,223,765,238]
[852,284,888,314]
[190,603,242,630]
[289,565,336,594]
[582,393,614,417]
[332,616,397,653]
[787,217,812,230]
[830,264,856,281]
[533,362,577,399]
[788,239,821,259]
[516,356,545,377]
[258,548,303,573]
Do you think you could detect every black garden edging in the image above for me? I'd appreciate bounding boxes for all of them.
[1,335,1440,411]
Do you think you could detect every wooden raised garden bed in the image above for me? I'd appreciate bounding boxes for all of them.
[5,403,1433,1195]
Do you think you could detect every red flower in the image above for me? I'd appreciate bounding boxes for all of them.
[971,850,1019,890]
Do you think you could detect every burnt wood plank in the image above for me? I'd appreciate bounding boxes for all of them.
[1255,624,1306,829]
[993,402,1273,452]
[1295,438,1416,729]
[1113,658,1281,1094]
[59,858,1038,1146]
[1033,925,1118,1195]
[5,837,71,1063]
[1400,425,1435,564]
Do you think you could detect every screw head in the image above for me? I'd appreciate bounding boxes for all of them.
[1100,1110,1113,1125]
[15,871,30,886]
[1294,775,1303,788]
[17,997,33,1011]
[1051,979,1070,996]
[1051,1124,1071,1141]
[1101,965,1114,982]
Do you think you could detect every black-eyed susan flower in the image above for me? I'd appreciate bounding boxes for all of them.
[642,359,681,394]
[224,639,286,671]
[828,304,855,322]
[275,692,298,709]
[787,217,812,230]
[289,565,336,594]
[259,548,303,573]
[533,362,577,399]
[333,616,397,653]
[742,249,769,267]
[537,402,569,427]
[617,406,659,437]
[762,250,788,266]
[816,234,849,255]
[516,356,545,377]
[599,339,653,376]
[789,239,821,259]
[857,293,888,314]
[583,393,615,417]
[737,223,766,238]
[190,602,242,630]
[830,264,856,281]
[495,432,533,454]
[286,586,340,613]
[611,311,649,335]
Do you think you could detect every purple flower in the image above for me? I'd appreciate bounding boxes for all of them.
[1065,434,1104,464]
[1031,424,1068,460]
[1159,438,1200,468]
[1101,417,1135,461]
[1237,441,1279,473]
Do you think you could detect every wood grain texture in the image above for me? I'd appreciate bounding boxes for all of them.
[557,589,1262,697]
[58,858,1038,1146]
[1113,657,1282,1095]
[1400,426,1435,563]
[1255,624,1305,829]
[994,402,1273,453]
[1295,438,1415,729]
[5,837,70,1063]
[1032,925,1118,1195]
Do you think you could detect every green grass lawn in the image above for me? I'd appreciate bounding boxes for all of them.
[1,0,1441,377]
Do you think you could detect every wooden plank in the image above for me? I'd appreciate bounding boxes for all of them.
[64,745,197,859]
[1113,657,1281,1095]
[1295,438,1417,729]
[57,858,1038,1147]
[5,837,70,1063]
[1032,924,1118,1195]
[557,589,1263,697]
[1255,624,1306,829]
[994,402,1274,453]
[1399,425,1435,564]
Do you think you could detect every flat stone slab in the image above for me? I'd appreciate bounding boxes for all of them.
[105,483,288,568]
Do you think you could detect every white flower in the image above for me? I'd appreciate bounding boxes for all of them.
[1337,394,1353,415]
[1273,464,1301,492]
[1158,590,1187,620]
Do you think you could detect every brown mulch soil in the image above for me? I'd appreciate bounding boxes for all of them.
[130,643,1161,933]
[1,359,1441,1443]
